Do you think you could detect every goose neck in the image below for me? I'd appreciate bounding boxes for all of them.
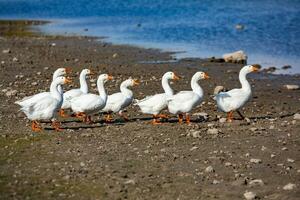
[120,83,133,98]
[50,80,63,102]
[191,76,203,96]
[239,70,251,92]
[97,79,107,103]
[79,72,88,93]
[162,77,173,96]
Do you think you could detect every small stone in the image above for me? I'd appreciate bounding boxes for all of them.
[31,82,38,86]
[249,179,264,187]
[207,128,219,135]
[188,130,201,138]
[50,43,56,47]
[212,180,220,184]
[269,125,275,129]
[235,24,245,30]
[287,158,294,163]
[80,162,85,167]
[232,178,247,186]
[293,113,300,120]
[124,179,135,185]
[190,146,198,151]
[205,166,215,173]
[5,89,17,97]
[271,154,276,158]
[112,53,118,58]
[193,112,208,120]
[283,183,296,190]
[2,49,11,54]
[12,57,18,62]
[224,162,232,167]
[250,127,257,132]
[244,191,256,200]
[250,158,262,164]
[219,118,227,123]
[284,84,299,90]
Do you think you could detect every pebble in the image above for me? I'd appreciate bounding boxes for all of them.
[112,53,118,58]
[249,179,264,187]
[293,113,300,120]
[190,146,198,151]
[5,89,17,97]
[287,158,294,163]
[224,162,232,167]
[212,180,220,184]
[31,82,38,86]
[2,49,11,53]
[80,162,85,167]
[250,127,258,132]
[284,84,299,90]
[188,130,201,138]
[193,112,208,120]
[124,179,135,185]
[283,183,296,190]
[244,191,256,200]
[205,166,215,173]
[250,158,262,164]
[12,57,18,62]
[207,128,219,135]
[219,118,227,123]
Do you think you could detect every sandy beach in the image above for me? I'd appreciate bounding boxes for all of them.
[0,20,300,199]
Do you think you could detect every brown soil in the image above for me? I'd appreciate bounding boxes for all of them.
[0,20,299,199]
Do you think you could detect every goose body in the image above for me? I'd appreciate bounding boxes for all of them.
[15,77,71,131]
[16,68,69,107]
[61,69,91,109]
[102,78,139,120]
[168,72,209,123]
[135,72,179,124]
[70,74,112,119]
[214,65,259,121]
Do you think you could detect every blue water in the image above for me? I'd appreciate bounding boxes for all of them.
[0,0,299,73]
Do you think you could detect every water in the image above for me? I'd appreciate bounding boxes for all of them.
[0,0,299,74]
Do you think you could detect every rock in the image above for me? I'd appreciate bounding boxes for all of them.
[282,65,291,70]
[124,179,135,185]
[50,43,56,47]
[190,146,198,151]
[188,130,201,138]
[287,158,294,163]
[193,112,208,120]
[2,49,11,54]
[284,84,299,90]
[80,162,85,167]
[250,158,262,164]
[219,117,227,123]
[5,89,17,97]
[207,128,219,135]
[205,166,215,173]
[293,113,300,120]
[250,127,258,132]
[212,180,220,184]
[283,183,296,190]
[31,82,38,86]
[235,24,245,30]
[224,162,232,167]
[12,57,18,62]
[249,179,264,187]
[214,85,225,95]
[232,178,247,186]
[244,191,256,200]
[112,53,118,58]
[223,50,247,64]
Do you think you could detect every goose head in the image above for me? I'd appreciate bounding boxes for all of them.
[193,71,210,80]
[162,71,180,80]
[125,78,140,87]
[81,68,94,76]
[242,65,260,74]
[98,74,113,84]
[53,67,71,79]
[54,76,72,85]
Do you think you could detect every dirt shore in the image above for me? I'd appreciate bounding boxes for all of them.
[0,20,299,199]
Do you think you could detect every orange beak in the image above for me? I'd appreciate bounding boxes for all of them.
[204,72,210,79]
[133,79,140,86]
[65,67,72,73]
[251,65,260,72]
[107,75,113,80]
[172,73,180,80]
[64,77,72,84]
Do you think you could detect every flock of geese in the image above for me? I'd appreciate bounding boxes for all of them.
[15,65,260,131]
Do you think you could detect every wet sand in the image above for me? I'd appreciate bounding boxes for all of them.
[0,20,300,199]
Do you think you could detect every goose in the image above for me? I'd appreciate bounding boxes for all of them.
[15,77,71,131]
[60,68,92,117]
[167,71,209,124]
[134,71,179,124]
[214,65,259,122]
[70,74,113,123]
[15,68,71,106]
[102,78,139,122]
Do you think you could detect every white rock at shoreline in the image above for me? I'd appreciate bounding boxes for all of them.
[223,50,247,63]
[284,84,299,90]
[293,113,300,120]
[283,183,296,190]
[244,191,256,200]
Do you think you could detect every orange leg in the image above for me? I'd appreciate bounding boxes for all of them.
[227,111,233,122]
[59,109,68,118]
[76,112,86,121]
[85,115,92,124]
[52,121,62,131]
[152,114,162,125]
[105,114,113,123]
[31,121,41,132]
[178,114,183,124]
[158,114,169,119]
[186,114,191,124]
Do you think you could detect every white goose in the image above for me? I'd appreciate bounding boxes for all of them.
[60,68,92,117]
[167,71,209,124]
[102,78,139,122]
[15,68,70,106]
[70,74,113,123]
[15,77,71,131]
[134,71,179,124]
[214,65,259,122]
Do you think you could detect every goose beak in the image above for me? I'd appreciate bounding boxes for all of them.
[204,72,210,79]
[133,79,140,86]
[251,65,260,72]
[107,75,113,80]
[172,73,180,80]
[65,67,72,73]
[64,77,72,84]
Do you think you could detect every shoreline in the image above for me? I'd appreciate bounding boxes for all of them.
[0,19,299,199]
